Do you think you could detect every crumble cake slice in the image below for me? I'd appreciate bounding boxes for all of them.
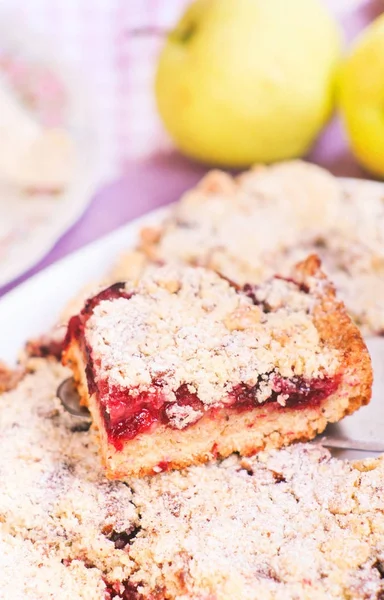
[1,359,384,599]
[128,160,384,335]
[62,255,372,478]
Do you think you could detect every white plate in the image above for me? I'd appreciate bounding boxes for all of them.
[0,157,103,288]
[0,193,382,461]
[0,19,106,287]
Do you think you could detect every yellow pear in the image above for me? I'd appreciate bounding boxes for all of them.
[339,15,384,177]
[155,0,341,167]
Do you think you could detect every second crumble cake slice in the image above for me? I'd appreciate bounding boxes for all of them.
[63,255,372,478]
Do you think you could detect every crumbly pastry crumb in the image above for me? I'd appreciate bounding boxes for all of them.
[134,160,384,336]
[129,444,384,600]
[63,257,372,478]
[0,360,138,598]
[0,360,23,392]
[85,264,337,403]
[0,360,383,599]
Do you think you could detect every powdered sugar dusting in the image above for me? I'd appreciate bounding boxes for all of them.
[85,265,339,414]
[129,445,384,599]
[141,161,384,335]
[0,359,138,595]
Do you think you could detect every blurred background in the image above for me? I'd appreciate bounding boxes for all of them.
[4,0,376,171]
[0,0,382,293]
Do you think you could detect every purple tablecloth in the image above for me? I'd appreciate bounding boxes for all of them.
[1,0,382,297]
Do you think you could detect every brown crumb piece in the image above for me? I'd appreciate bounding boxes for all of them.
[24,334,64,361]
[0,361,23,393]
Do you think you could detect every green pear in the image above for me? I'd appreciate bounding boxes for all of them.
[155,0,341,167]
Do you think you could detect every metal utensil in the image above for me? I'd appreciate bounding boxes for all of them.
[317,337,384,454]
[317,431,384,453]
[57,377,91,419]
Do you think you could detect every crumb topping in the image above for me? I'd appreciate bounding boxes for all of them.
[140,161,384,335]
[128,445,384,600]
[0,533,106,600]
[1,361,384,599]
[0,360,138,596]
[84,265,339,414]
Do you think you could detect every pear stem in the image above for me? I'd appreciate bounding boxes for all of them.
[125,27,168,38]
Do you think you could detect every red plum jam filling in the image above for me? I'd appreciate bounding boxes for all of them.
[96,375,339,450]
[64,283,340,451]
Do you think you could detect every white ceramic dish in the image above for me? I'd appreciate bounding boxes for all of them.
[0,194,382,460]
[0,19,105,287]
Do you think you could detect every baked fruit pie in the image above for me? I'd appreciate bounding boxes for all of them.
[2,357,384,599]
[63,255,372,478]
